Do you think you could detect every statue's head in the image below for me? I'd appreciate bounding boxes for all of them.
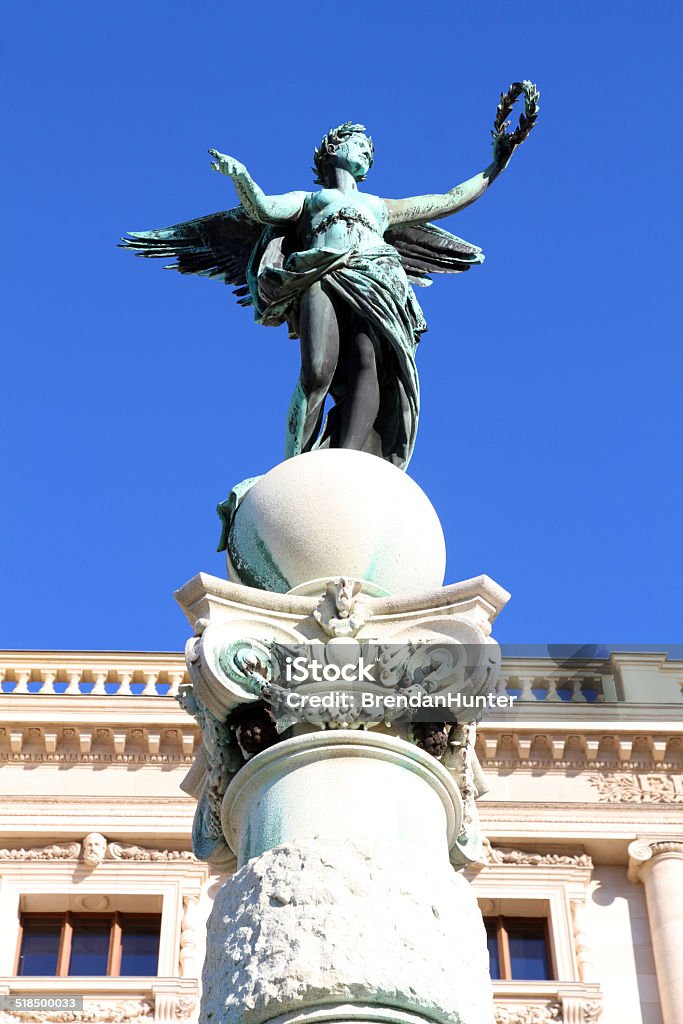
[82,832,107,866]
[313,122,374,185]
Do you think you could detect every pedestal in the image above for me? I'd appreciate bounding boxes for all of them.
[176,450,510,1024]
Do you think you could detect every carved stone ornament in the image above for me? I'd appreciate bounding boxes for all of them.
[588,772,683,802]
[494,1004,562,1024]
[481,837,593,868]
[0,837,195,864]
[4,1000,154,1023]
[0,842,81,861]
[175,572,508,869]
[628,838,683,882]
[106,842,197,862]
[312,578,373,637]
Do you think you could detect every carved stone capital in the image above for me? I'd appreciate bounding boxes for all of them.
[176,573,508,868]
[627,838,683,882]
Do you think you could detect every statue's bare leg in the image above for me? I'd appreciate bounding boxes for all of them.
[340,322,380,451]
[297,282,340,451]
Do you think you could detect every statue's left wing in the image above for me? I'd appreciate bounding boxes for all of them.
[120,206,263,305]
[384,222,484,286]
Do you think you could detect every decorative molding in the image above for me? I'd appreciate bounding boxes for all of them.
[494,996,602,1024]
[477,730,683,770]
[3,1000,154,1023]
[494,1005,561,1024]
[0,836,196,864]
[0,721,197,766]
[0,842,81,861]
[571,900,596,983]
[106,842,197,863]
[312,578,372,638]
[587,772,683,803]
[482,839,592,868]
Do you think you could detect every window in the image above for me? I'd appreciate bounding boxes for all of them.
[485,916,553,981]
[16,913,160,977]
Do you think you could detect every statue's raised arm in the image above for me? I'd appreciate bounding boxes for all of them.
[209,149,307,224]
[385,81,539,227]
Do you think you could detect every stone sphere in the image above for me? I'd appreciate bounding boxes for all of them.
[226,449,445,595]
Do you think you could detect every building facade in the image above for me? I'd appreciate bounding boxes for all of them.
[0,650,681,1024]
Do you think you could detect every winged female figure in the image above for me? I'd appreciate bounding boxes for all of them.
[122,84,538,471]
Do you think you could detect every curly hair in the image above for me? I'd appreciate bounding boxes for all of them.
[312,122,374,185]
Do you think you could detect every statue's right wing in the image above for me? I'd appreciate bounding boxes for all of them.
[120,206,263,305]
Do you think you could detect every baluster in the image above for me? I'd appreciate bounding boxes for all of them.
[570,676,584,702]
[92,672,108,696]
[545,676,560,701]
[142,672,159,695]
[66,671,81,694]
[15,672,30,695]
[168,672,184,697]
[519,675,534,701]
[43,671,56,695]
[118,672,132,695]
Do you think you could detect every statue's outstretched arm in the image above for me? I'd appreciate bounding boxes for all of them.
[385,157,506,227]
[209,150,306,224]
[385,81,540,228]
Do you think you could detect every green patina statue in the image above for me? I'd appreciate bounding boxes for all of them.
[123,82,538,472]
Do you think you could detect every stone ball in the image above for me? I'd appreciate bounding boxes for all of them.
[226,449,445,595]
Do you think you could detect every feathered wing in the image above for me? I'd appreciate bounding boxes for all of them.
[120,206,264,305]
[384,221,484,286]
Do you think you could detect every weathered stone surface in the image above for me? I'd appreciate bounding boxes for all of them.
[202,838,493,1024]
[224,449,446,596]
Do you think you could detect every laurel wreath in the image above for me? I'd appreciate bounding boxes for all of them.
[491,80,540,153]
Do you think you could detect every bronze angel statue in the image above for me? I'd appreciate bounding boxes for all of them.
[122,83,538,471]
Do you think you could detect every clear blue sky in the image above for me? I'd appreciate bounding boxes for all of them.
[2,1,681,651]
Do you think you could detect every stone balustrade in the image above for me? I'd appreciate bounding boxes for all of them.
[0,653,189,697]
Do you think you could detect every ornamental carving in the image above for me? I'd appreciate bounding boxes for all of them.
[106,842,197,862]
[5,1000,153,1023]
[587,772,683,802]
[494,1004,561,1024]
[0,842,81,861]
[0,838,196,863]
[482,838,592,867]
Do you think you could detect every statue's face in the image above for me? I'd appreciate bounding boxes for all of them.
[332,134,373,180]
[82,832,107,865]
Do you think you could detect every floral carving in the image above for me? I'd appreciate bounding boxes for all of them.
[313,578,372,638]
[6,1000,153,1023]
[494,1004,562,1024]
[106,842,196,862]
[0,842,81,860]
[482,838,592,867]
[588,772,683,802]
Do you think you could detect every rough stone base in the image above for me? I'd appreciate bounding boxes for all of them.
[201,838,493,1024]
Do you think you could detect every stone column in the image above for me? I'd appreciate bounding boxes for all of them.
[201,730,491,1024]
[628,839,683,1024]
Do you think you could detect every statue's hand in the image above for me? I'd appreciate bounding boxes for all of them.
[209,150,247,179]
[491,132,516,171]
